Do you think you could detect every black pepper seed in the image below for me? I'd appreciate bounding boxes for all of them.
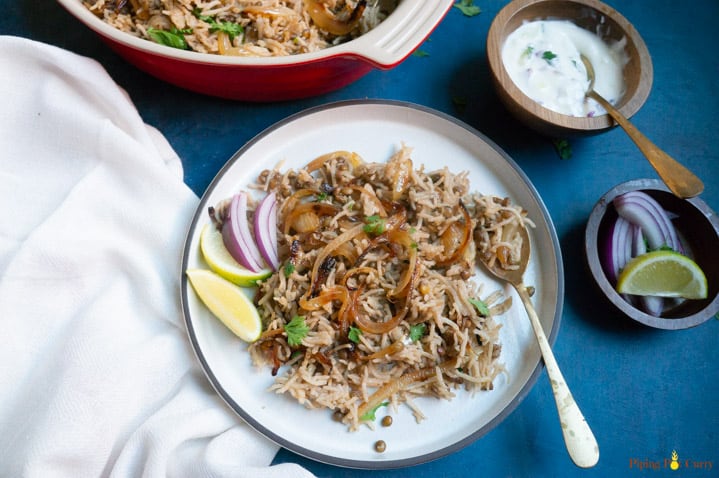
[332,410,344,422]
[381,416,393,427]
[374,440,386,453]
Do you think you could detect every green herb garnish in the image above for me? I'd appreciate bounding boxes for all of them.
[283,262,296,278]
[542,50,557,63]
[363,215,386,235]
[409,323,426,342]
[454,0,481,17]
[348,326,362,344]
[316,191,328,201]
[193,8,244,41]
[413,49,430,58]
[284,315,309,347]
[552,138,572,160]
[523,45,534,58]
[360,401,389,421]
[469,297,490,317]
[147,27,192,50]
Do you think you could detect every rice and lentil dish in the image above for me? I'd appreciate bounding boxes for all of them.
[82,0,395,56]
[210,145,533,430]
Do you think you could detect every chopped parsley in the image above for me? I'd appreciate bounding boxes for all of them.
[542,50,558,63]
[360,401,389,421]
[147,27,192,50]
[284,315,309,347]
[523,45,535,58]
[552,138,572,160]
[316,191,328,201]
[469,297,490,317]
[363,215,386,235]
[454,0,481,17]
[193,8,244,41]
[409,323,426,342]
[283,262,295,278]
[348,326,362,344]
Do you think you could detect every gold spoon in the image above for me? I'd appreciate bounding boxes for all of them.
[580,55,703,199]
[481,227,599,468]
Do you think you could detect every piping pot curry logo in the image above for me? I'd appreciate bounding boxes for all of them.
[628,450,714,472]
[670,450,680,471]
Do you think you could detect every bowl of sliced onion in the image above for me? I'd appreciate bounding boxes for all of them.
[585,179,719,329]
[57,0,453,101]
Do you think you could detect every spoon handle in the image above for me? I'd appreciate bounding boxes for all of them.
[516,284,600,468]
[588,91,704,199]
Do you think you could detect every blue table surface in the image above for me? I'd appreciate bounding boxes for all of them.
[4,1,717,476]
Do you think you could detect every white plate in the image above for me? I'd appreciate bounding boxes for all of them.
[181,100,563,469]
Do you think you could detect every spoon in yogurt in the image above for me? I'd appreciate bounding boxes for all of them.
[580,55,704,199]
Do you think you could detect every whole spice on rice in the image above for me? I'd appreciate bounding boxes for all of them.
[208,145,534,430]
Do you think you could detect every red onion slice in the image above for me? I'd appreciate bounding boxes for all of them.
[222,192,266,272]
[629,224,664,316]
[613,191,682,253]
[253,192,279,271]
[603,216,633,283]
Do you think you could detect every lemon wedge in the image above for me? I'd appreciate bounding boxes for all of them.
[200,223,272,287]
[186,269,263,342]
[616,250,708,299]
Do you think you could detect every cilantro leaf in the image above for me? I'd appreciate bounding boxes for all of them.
[147,27,192,50]
[469,297,490,317]
[283,262,295,278]
[552,138,572,160]
[363,215,386,235]
[409,323,426,342]
[360,401,389,421]
[454,0,481,17]
[193,8,244,41]
[284,315,309,347]
[542,50,557,63]
[348,326,362,344]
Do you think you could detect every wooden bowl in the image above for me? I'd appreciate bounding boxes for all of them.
[487,0,653,137]
[585,179,719,330]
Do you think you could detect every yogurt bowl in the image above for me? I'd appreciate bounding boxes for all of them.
[486,0,653,136]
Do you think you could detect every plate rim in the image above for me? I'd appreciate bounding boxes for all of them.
[180,99,564,469]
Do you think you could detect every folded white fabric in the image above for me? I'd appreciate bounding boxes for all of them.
[0,36,314,478]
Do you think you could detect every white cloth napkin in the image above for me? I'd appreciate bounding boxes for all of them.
[0,36,315,478]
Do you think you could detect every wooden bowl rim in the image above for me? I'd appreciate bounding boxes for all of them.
[487,0,653,134]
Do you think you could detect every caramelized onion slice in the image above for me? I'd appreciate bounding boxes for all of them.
[305,150,363,172]
[352,283,410,335]
[435,200,472,267]
[302,223,366,303]
[306,0,366,36]
[283,202,340,235]
[299,285,348,311]
[357,360,456,420]
[361,341,405,361]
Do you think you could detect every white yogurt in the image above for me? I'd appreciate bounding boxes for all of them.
[501,20,628,117]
